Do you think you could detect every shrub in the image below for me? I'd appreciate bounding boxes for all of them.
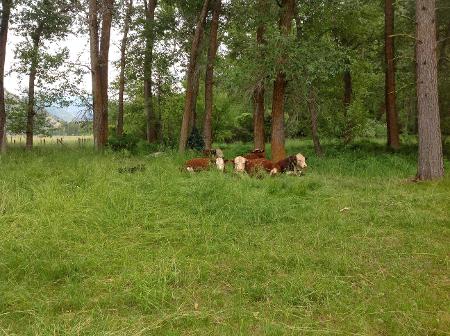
[107,133,139,153]
[187,126,205,151]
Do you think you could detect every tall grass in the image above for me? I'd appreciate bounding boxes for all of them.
[0,140,449,335]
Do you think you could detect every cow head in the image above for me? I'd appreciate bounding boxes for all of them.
[295,153,307,169]
[233,156,247,172]
[215,148,224,158]
[215,157,225,172]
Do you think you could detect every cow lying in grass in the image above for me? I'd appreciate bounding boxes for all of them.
[274,154,307,173]
[184,157,225,173]
[244,158,278,176]
[233,153,307,176]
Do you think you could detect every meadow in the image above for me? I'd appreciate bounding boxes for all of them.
[0,140,449,335]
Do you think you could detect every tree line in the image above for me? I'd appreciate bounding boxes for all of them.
[0,0,448,180]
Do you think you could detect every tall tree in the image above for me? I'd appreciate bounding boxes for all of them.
[307,86,323,156]
[252,0,267,151]
[189,63,200,130]
[14,0,73,149]
[203,0,221,150]
[179,0,210,152]
[89,0,114,150]
[116,0,133,137]
[271,0,294,162]
[144,0,157,143]
[385,0,400,149]
[416,0,444,180]
[0,0,12,153]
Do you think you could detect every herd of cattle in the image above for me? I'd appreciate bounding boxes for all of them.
[184,149,308,176]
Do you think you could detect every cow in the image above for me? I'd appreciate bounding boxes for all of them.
[244,158,278,176]
[184,157,225,173]
[274,153,307,173]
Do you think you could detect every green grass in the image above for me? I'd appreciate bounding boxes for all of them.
[0,140,449,335]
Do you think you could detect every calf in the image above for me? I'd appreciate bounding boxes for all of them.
[243,148,265,160]
[184,157,225,173]
[274,153,307,173]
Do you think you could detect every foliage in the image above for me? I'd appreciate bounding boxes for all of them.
[9,0,81,117]
[5,92,54,135]
[107,132,139,153]
[187,125,204,151]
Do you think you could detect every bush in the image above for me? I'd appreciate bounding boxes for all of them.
[187,126,205,151]
[107,133,139,153]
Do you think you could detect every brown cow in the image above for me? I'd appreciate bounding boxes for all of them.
[245,158,277,175]
[184,157,225,172]
[274,153,307,173]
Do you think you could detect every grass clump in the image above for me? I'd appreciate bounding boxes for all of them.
[0,139,449,335]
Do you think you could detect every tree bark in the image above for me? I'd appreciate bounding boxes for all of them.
[0,0,11,153]
[189,63,200,130]
[25,34,40,149]
[89,0,113,150]
[203,0,221,150]
[271,0,295,162]
[343,69,352,109]
[117,0,133,137]
[385,0,400,150]
[416,0,444,180]
[89,0,101,148]
[179,0,210,152]
[342,69,353,143]
[307,87,323,156]
[144,0,157,143]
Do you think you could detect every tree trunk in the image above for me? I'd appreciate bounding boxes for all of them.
[416,0,444,180]
[307,87,323,156]
[271,0,294,162]
[253,81,265,151]
[25,35,40,149]
[190,63,200,130]
[253,2,266,151]
[89,0,101,148]
[343,70,352,109]
[203,0,221,150]
[117,0,133,137]
[89,0,113,150]
[179,0,210,153]
[342,69,353,143]
[99,0,113,147]
[144,0,157,143]
[385,0,400,150]
[0,0,11,153]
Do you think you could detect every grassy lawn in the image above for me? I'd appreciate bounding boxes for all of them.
[0,140,449,335]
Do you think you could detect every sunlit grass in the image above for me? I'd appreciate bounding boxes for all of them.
[0,139,449,335]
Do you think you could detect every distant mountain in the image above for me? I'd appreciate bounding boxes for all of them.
[47,99,91,122]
